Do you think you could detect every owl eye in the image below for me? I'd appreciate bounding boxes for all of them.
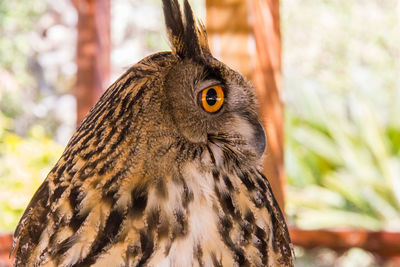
[200,85,224,113]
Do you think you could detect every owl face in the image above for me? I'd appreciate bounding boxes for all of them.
[159,0,266,162]
[164,57,266,160]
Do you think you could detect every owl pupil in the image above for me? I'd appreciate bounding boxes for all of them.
[206,88,217,106]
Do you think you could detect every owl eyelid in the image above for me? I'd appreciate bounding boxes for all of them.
[194,79,224,95]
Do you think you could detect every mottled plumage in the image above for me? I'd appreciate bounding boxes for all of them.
[11,0,293,266]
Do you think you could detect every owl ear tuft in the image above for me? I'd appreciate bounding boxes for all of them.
[162,0,210,60]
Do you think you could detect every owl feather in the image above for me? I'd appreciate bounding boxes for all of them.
[11,0,293,266]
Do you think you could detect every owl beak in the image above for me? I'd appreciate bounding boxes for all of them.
[251,119,266,158]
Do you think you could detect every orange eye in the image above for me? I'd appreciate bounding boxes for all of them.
[200,85,224,113]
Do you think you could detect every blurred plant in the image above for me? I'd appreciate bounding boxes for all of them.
[0,114,62,232]
[285,84,400,230]
[282,0,400,231]
[293,246,380,267]
[0,0,76,141]
[0,0,73,233]
[0,0,46,84]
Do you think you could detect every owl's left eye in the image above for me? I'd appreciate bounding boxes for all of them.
[199,85,224,113]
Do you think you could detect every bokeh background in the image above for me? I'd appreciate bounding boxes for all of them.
[1,0,400,266]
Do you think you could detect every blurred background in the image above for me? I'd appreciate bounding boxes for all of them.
[0,0,400,266]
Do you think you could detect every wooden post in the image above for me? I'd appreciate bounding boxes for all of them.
[251,0,285,209]
[0,234,12,267]
[73,0,110,124]
[206,0,253,78]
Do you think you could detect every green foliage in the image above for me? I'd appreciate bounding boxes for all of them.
[283,0,400,230]
[0,113,62,232]
[294,247,380,267]
[285,87,400,230]
[0,0,45,84]
[0,0,64,233]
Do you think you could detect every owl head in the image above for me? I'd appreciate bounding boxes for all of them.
[159,0,266,165]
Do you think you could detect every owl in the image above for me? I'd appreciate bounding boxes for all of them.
[11,0,293,266]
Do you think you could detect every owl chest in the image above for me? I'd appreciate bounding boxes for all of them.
[146,166,253,267]
[149,200,225,267]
